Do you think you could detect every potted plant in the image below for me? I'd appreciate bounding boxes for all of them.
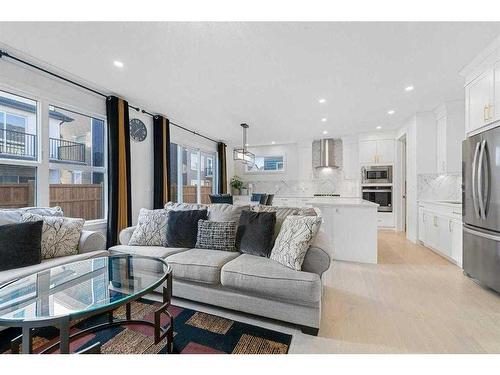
[230,176,244,195]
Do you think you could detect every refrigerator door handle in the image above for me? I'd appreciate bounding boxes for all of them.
[464,226,500,242]
[478,140,487,220]
[472,141,481,219]
[483,140,490,219]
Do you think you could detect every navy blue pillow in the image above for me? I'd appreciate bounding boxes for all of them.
[0,221,43,271]
[235,210,276,257]
[166,209,208,248]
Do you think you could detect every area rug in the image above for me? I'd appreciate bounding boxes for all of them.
[0,299,292,354]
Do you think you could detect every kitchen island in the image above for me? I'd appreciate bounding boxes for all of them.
[307,198,379,264]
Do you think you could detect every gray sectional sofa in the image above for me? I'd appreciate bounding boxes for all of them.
[110,206,331,335]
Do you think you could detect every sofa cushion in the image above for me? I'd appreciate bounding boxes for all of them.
[21,213,85,260]
[0,250,109,286]
[0,221,43,272]
[108,245,187,259]
[221,254,321,305]
[196,220,237,252]
[129,208,168,247]
[270,215,322,271]
[166,209,208,248]
[0,206,63,226]
[235,210,276,257]
[167,249,240,284]
[251,205,300,242]
[208,204,249,223]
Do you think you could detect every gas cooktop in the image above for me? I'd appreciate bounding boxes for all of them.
[313,194,340,197]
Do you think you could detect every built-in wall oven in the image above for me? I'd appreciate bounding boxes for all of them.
[361,165,393,184]
[362,186,393,212]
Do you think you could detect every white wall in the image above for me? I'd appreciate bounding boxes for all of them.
[0,59,221,227]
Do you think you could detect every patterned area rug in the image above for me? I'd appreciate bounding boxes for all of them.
[0,299,292,354]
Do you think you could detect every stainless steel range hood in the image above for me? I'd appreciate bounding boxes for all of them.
[312,138,342,168]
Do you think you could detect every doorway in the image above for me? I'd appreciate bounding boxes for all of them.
[398,135,407,232]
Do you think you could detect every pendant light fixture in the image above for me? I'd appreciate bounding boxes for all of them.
[233,123,255,165]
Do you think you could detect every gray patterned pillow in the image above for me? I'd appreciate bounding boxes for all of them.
[129,208,168,246]
[270,215,322,271]
[195,220,237,252]
[20,213,84,260]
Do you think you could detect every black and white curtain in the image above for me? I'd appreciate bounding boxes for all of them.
[153,115,171,208]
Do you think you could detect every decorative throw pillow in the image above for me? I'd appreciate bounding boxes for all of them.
[251,205,300,243]
[0,221,43,271]
[166,209,208,248]
[129,208,168,246]
[270,215,322,271]
[208,204,249,223]
[195,220,237,251]
[235,210,276,257]
[21,213,84,259]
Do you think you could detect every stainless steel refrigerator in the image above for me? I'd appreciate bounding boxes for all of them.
[463,126,500,292]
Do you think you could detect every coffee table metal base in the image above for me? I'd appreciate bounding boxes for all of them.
[10,285,173,354]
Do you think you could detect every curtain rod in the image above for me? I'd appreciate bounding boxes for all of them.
[0,49,221,145]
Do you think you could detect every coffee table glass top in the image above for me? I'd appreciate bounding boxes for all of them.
[0,255,170,323]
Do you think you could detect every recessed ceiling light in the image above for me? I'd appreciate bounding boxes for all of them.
[376,126,382,130]
[113,60,124,68]
[271,141,276,145]
[405,85,414,92]
[319,98,326,104]
[321,118,327,122]
[387,110,395,115]
[245,143,249,147]
[322,130,328,135]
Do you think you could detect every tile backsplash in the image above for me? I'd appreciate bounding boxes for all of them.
[417,173,462,202]
[240,169,360,197]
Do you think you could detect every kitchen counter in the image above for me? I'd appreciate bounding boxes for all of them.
[418,200,462,208]
[306,197,379,208]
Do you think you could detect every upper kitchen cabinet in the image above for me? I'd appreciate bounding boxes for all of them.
[461,38,500,135]
[465,70,494,133]
[434,101,464,174]
[342,136,360,180]
[359,137,395,164]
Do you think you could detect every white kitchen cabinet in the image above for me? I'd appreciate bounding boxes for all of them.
[376,139,395,164]
[342,140,360,180]
[418,202,462,267]
[377,212,394,228]
[466,69,494,134]
[434,101,464,174]
[359,139,394,164]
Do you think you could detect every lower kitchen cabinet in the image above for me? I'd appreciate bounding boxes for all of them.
[418,202,462,267]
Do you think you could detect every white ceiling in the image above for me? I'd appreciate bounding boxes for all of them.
[1,22,500,145]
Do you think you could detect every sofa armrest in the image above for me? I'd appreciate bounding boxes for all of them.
[78,230,106,254]
[301,230,331,276]
[119,226,137,245]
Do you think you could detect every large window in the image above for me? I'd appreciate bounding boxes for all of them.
[0,89,106,222]
[169,143,217,204]
[48,106,106,220]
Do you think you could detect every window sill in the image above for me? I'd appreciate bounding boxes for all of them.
[84,219,107,231]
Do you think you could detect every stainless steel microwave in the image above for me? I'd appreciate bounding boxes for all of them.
[361,165,393,184]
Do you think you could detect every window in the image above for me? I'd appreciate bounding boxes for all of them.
[246,155,285,173]
[0,165,36,208]
[0,90,38,207]
[0,90,38,161]
[48,106,106,221]
[170,143,218,204]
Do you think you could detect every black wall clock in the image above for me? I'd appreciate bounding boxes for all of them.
[129,118,147,142]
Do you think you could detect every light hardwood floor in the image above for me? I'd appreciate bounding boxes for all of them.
[165,230,500,353]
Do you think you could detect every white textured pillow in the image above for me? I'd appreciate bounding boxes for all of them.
[21,213,84,259]
[129,208,168,246]
[270,215,322,271]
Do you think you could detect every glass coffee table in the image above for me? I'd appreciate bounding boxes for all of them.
[0,254,173,354]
